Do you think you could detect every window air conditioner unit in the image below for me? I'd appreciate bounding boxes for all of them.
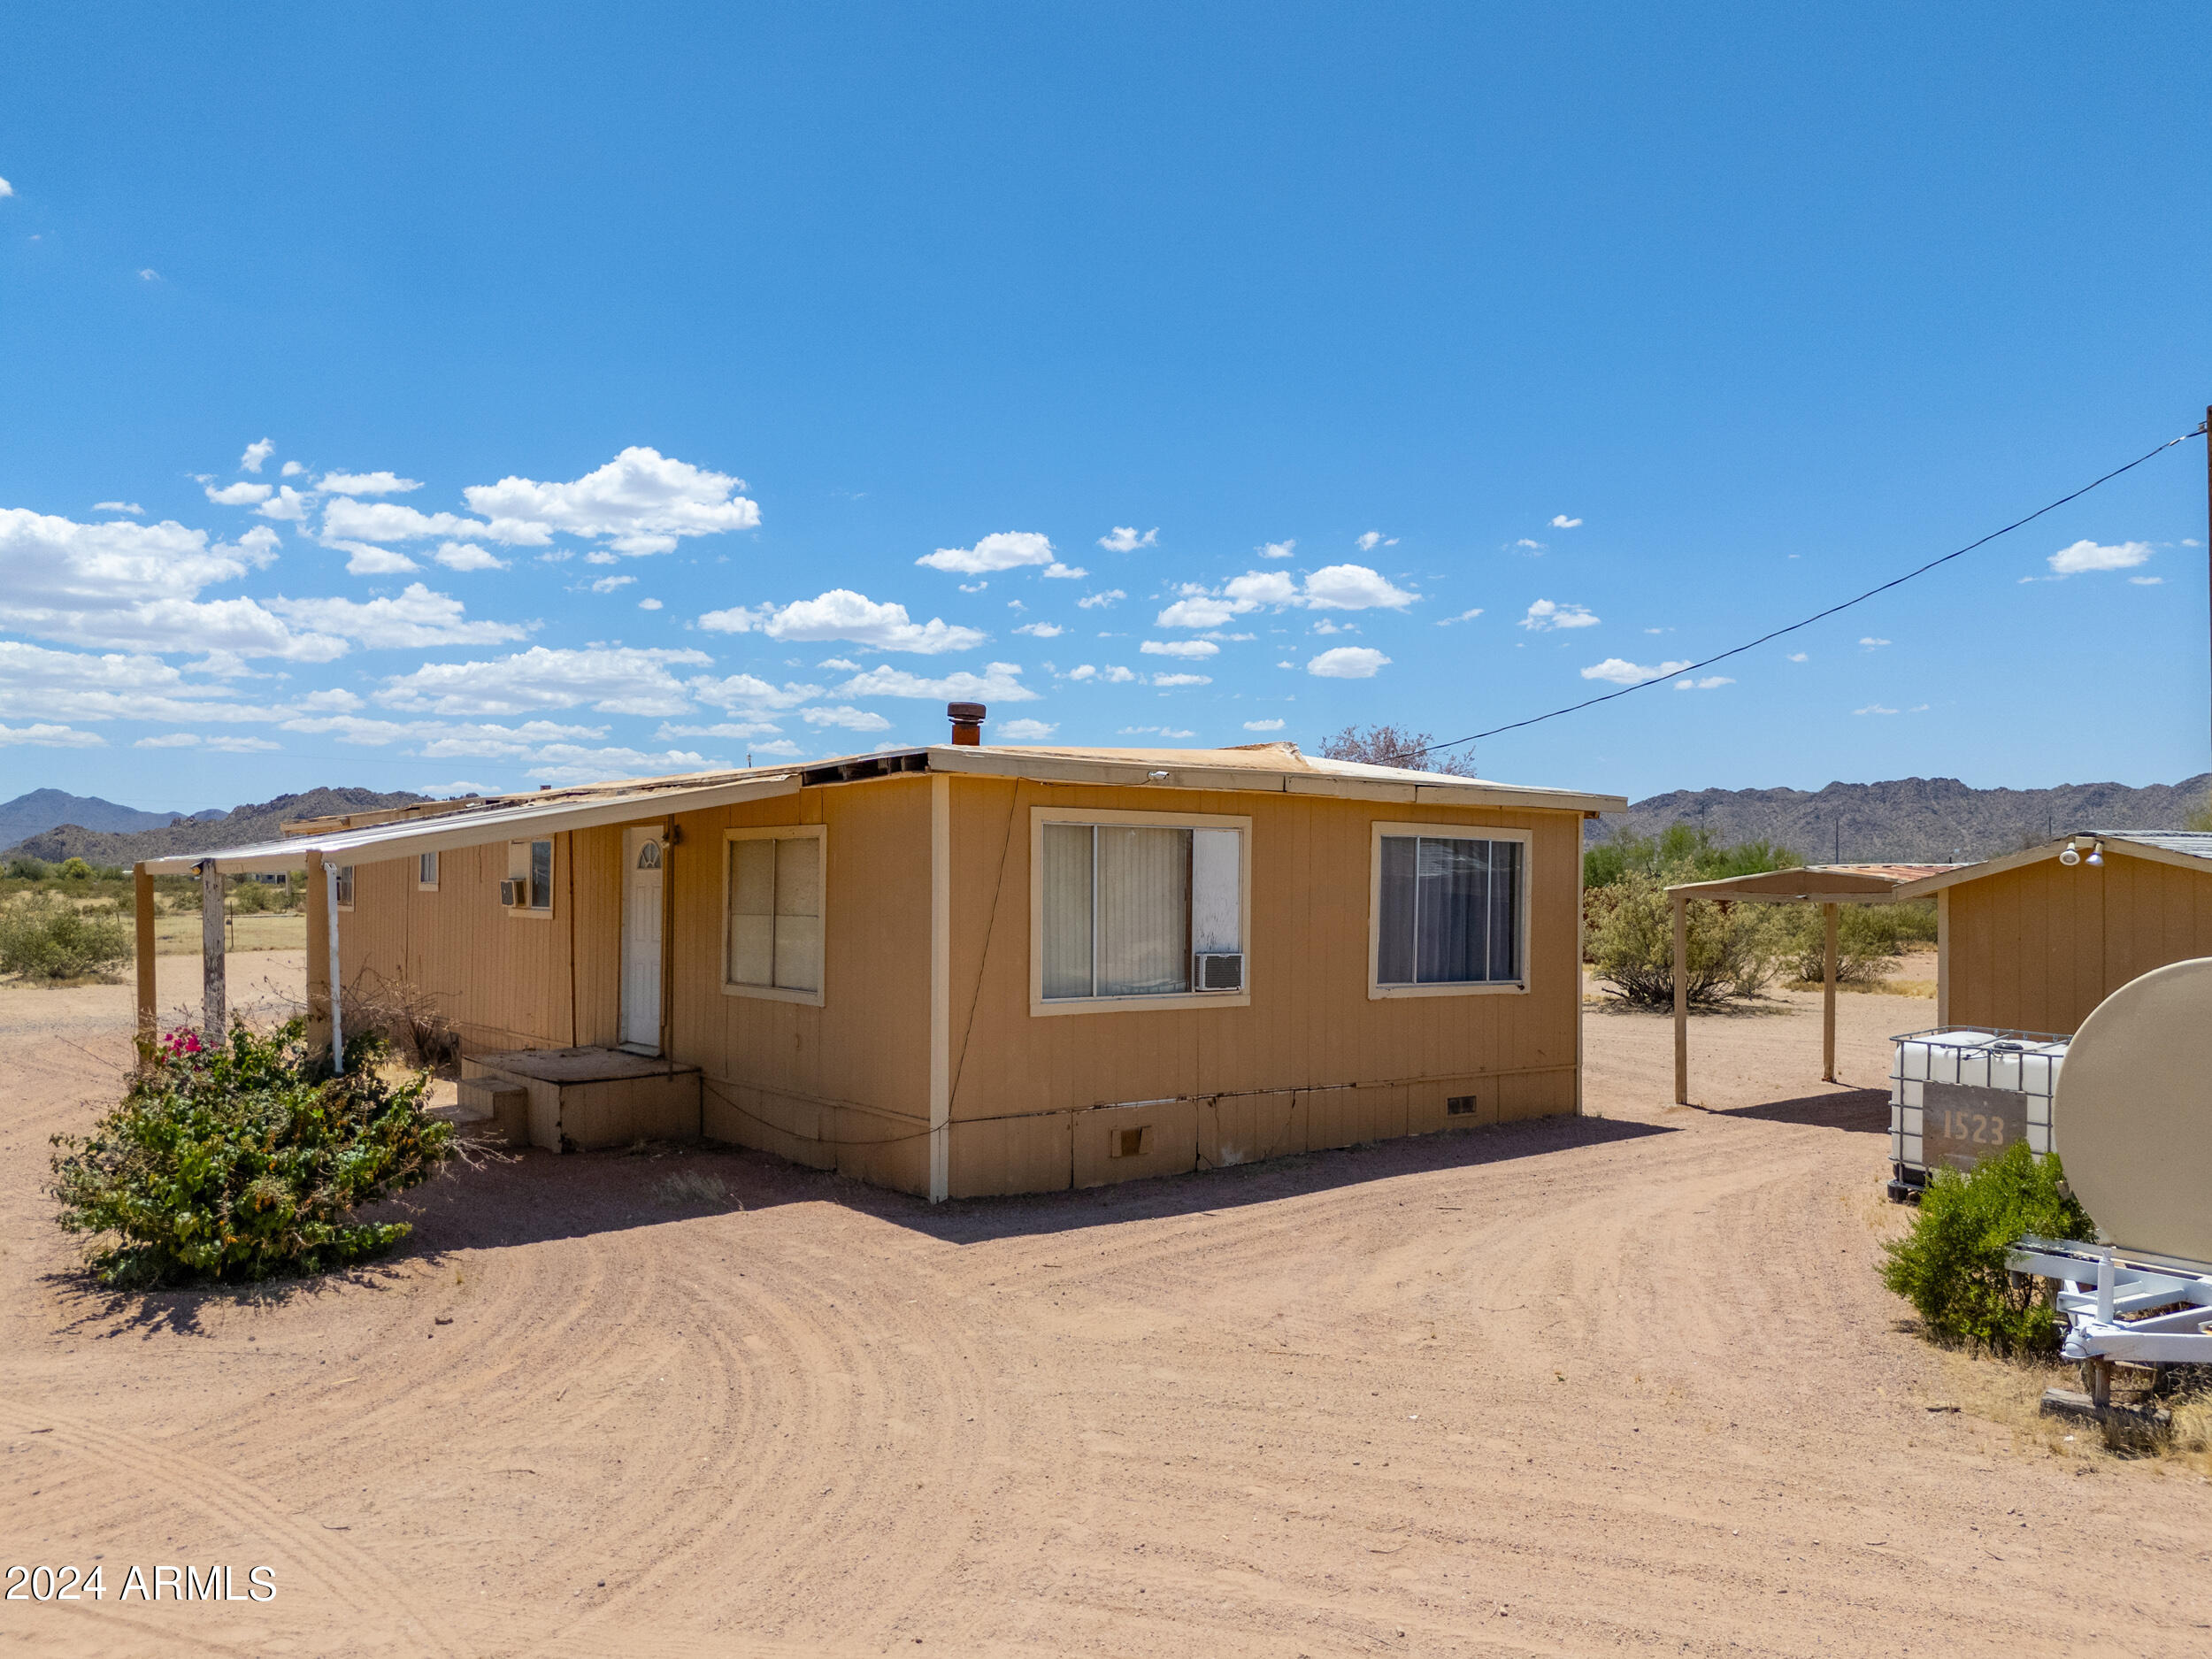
[501,879,525,907]
[1194,951,1244,992]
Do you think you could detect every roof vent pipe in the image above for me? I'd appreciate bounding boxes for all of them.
[948,701,986,746]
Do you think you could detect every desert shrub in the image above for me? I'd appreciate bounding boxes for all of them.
[1589,872,1789,1006]
[1880,1140,2095,1356]
[48,1018,454,1289]
[1584,825,1801,889]
[345,970,462,1069]
[5,856,50,879]
[1784,903,1906,983]
[0,892,132,980]
[58,856,94,879]
[1318,721,1479,777]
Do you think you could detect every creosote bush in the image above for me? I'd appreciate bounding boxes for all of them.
[1880,1140,2095,1356]
[1588,872,1788,1006]
[0,892,132,980]
[49,1018,455,1289]
[1782,902,1932,985]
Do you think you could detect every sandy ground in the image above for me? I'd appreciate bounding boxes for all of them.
[3,964,2208,1657]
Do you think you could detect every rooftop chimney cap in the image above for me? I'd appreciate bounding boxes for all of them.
[947,701,987,724]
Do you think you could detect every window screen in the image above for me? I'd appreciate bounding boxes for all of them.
[334,865,354,907]
[528,840,553,910]
[1376,835,1521,986]
[419,850,438,887]
[1041,823,1241,1001]
[726,834,823,993]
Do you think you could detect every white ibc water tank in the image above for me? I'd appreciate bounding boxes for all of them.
[2051,956,2212,1265]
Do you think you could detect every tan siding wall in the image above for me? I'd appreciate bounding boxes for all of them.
[941,777,1583,1197]
[668,777,933,1194]
[1947,852,2212,1035]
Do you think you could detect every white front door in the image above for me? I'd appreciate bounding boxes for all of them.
[620,827,665,1053]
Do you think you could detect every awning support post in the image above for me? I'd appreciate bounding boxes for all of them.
[1671,889,1688,1105]
[134,863,157,1047]
[306,850,336,1069]
[1821,902,1839,1083]
[200,860,226,1045]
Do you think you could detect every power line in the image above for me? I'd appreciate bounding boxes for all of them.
[1411,423,2208,761]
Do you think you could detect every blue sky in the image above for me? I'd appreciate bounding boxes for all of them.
[3,3,2208,812]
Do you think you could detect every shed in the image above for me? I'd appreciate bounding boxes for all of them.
[1892,831,2212,1033]
[141,723,1624,1202]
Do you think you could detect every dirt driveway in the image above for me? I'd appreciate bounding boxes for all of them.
[3,969,2206,1656]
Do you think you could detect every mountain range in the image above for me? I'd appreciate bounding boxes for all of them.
[6,788,431,866]
[0,789,227,852]
[1591,774,2212,864]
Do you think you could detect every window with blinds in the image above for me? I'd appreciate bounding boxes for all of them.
[1374,834,1524,987]
[726,830,824,997]
[1040,821,1243,1002]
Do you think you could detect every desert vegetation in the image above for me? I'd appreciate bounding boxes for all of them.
[1317,721,1478,777]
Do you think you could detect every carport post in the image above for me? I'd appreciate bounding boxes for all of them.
[305,849,334,1065]
[134,863,156,1045]
[1671,889,1688,1104]
[199,859,226,1044]
[1821,902,1839,1083]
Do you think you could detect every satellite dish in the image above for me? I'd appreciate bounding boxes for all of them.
[2053,956,2212,1263]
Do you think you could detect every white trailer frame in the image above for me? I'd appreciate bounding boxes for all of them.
[2008,1235,2212,1365]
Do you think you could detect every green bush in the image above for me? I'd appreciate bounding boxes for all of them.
[0,893,132,979]
[1584,825,1801,889]
[5,856,50,879]
[48,1019,455,1289]
[1880,1140,2095,1356]
[1588,871,1789,1006]
[58,856,94,879]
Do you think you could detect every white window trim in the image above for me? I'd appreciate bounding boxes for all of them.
[506,838,556,921]
[721,824,827,1007]
[334,865,355,914]
[1028,804,1253,1018]
[1366,820,1532,1001]
[416,850,439,892]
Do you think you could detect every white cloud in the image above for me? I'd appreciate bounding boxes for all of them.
[2047,539,2151,576]
[135,731,279,752]
[1064,664,1138,684]
[523,745,710,783]
[1549,515,1583,529]
[1042,562,1087,580]
[1258,540,1295,560]
[133,733,201,748]
[816,657,861,672]
[1674,676,1734,691]
[377,645,713,717]
[589,575,635,594]
[1014,621,1064,638]
[997,717,1058,741]
[1156,564,1412,628]
[1355,531,1397,553]
[463,447,759,555]
[1098,526,1157,553]
[1510,538,1546,552]
[1141,639,1219,659]
[2131,575,2163,586]
[960,581,987,594]
[0,177,12,199]
[1855,703,1899,716]
[1860,637,1890,649]
[322,498,487,545]
[1078,589,1125,610]
[638,597,663,610]
[1520,599,1599,632]
[280,461,305,478]
[916,531,1056,575]
[1310,618,1348,635]
[800,705,894,731]
[0,641,293,725]
[1242,718,1286,732]
[1151,672,1211,687]
[265,584,529,649]
[700,589,986,655]
[1579,657,1693,685]
[331,541,419,575]
[834,662,1040,703]
[255,486,314,523]
[1436,608,1484,627]
[1786,651,1809,662]
[0,721,104,748]
[434,541,508,572]
[319,471,421,496]
[138,269,158,281]
[656,720,786,741]
[0,510,347,662]
[205,480,273,506]
[1117,725,1196,739]
[687,672,823,713]
[239,439,275,473]
[93,502,143,515]
[1308,646,1390,679]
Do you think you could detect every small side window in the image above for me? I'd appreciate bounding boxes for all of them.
[334,865,355,910]
[418,850,439,890]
